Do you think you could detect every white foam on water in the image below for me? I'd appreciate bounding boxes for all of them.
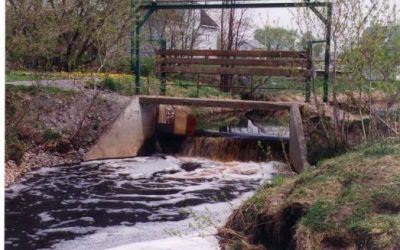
[38,212,55,222]
[107,234,219,250]
[7,156,281,250]
[51,186,260,250]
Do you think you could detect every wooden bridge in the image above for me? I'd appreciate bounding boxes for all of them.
[156,49,313,102]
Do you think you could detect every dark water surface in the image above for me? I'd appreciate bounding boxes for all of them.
[5,156,276,250]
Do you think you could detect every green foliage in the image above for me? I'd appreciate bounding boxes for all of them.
[231,240,243,250]
[140,58,155,77]
[43,128,61,141]
[301,200,335,231]
[96,76,135,96]
[6,1,130,71]
[254,25,298,50]
[372,184,400,213]
[265,175,286,188]
[363,140,399,157]
[340,25,400,96]
[298,31,324,57]
[6,84,74,96]
[101,77,120,91]
[345,204,372,234]
[5,132,26,163]
[6,71,38,81]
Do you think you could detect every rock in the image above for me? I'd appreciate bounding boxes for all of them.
[55,138,73,154]
[181,162,202,172]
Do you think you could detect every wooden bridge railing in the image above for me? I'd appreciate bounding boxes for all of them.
[156,49,313,102]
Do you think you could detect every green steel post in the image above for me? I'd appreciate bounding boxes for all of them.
[130,0,136,91]
[160,39,167,95]
[135,10,141,95]
[323,3,332,103]
[133,4,155,95]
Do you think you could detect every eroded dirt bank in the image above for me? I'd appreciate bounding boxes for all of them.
[218,141,400,250]
[5,85,130,185]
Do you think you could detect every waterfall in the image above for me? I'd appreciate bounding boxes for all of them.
[180,136,287,162]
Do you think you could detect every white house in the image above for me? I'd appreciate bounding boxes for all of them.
[196,10,219,50]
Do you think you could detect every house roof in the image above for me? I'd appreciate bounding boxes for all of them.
[200,10,219,28]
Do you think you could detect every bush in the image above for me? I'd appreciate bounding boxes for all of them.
[140,57,155,77]
[43,128,61,141]
[101,77,120,91]
[5,133,26,163]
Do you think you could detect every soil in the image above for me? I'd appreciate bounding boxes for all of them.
[5,85,130,186]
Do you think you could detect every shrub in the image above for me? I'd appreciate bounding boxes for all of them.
[43,128,61,141]
[101,77,120,91]
[5,133,26,163]
[140,57,155,77]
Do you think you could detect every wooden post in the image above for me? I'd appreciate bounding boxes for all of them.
[197,74,200,97]
[160,39,167,95]
[250,75,253,94]
[305,41,312,103]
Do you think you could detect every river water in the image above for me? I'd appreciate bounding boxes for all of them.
[5,156,279,250]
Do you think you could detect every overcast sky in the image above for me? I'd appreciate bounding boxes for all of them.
[249,0,400,30]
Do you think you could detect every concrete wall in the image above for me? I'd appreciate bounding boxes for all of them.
[289,105,309,173]
[85,97,157,160]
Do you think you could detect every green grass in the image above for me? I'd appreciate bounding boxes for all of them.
[6,84,75,96]
[6,71,60,82]
[265,175,286,188]
[5,132,27,164]
[301,200,335,231]
[363,140,400,157]
[223,141,400,249]
[6,71,40,81]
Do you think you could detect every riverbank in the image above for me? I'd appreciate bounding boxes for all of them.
[5,84,130,185]
[219,140,400,249]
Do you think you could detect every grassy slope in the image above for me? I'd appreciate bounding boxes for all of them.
[220,141,400,250]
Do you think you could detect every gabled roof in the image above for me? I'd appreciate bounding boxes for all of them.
[200,10,219,28]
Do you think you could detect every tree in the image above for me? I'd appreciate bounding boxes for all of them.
[6,0,130,71]
[146,9,202,50]
[295,0,399,141]
[217,1,252,91]
[254,25,298,51]
[298,31,324,57]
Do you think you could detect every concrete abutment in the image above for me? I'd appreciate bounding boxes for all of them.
[86,96,308,173]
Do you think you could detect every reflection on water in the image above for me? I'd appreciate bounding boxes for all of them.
[5,156,278,250]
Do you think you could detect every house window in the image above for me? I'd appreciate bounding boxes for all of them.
[205,34,210,41]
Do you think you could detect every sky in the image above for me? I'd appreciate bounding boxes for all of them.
[249,0,400,30]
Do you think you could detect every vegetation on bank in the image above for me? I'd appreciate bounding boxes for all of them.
[219,140,400,250]
[4,83,127,165]
[5,71,232,98]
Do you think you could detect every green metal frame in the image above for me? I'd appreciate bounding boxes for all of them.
[131,0,332,102]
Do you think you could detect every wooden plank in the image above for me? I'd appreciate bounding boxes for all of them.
[159,57,308,68]
[139,96,296,110]
[159,65,310,77]
[157,49,308,58]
